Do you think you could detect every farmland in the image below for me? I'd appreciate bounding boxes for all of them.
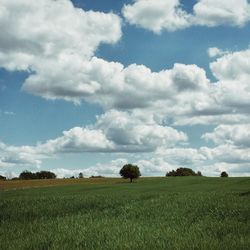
[0,177,250,249]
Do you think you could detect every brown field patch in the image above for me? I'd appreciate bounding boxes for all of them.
[0,178,127,191]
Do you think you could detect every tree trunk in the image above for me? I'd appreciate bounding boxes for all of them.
[130,178,132,183]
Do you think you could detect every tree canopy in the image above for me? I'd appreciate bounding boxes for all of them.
[120,164,141,182]
[166,168,202,177]
[19,170,56,180]
[220,171,229,177]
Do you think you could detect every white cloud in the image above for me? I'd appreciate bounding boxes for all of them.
[0,0,122,103]
[2,0,249,128]
[210,49,250,80]
[202,124,250,147]
[52,158,128,178]
[0,110,188,169]
[201,144,250,164]
[156,147,207,165]
[41,127,115,153]
[122,0,250,33]
[193,0,250,27]
[207,47,228,58]
[0,110,15,116]
[38,110,188,154]
[122,0,191,33]
[53,158,175,178]
[94,110,188,152]
[0,0,250,177]
[0,142,46,168]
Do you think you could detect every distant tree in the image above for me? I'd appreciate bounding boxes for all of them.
[11,177,19,181]
[120,164,141,183]
[220,171,228,177]
[78,172,84,178]
[89,175,104,178]
[19,170,56,180]
[36,171,56,179]
[0,175,6,180]
[19,170,37,180]
[197,171,202,176]
[70,176,75,179]
[166,168,201,177]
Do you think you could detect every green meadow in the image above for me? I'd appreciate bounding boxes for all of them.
[1,177,250,249]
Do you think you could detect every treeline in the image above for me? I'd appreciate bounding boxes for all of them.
[0,167,230,181]
[166,168,202,177]
[19,170,56,180]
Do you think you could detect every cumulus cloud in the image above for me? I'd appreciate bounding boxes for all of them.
[0,110,188,169]
[94,110,188,151]
[53,158,177,178]
[193,0,250,27]
[122,0,191,33]
[0,0,122,103]
[1,0,249,127]
[52,158,128,178]
[52,146,250,177]
[38,110,188,154]
[0,141,47,168]
[206,144,250,164]
[207,47,228,58]
[1,0,250,177]
[202,124,250,147]
[122,0,250,33]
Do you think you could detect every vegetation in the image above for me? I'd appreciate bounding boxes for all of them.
[166,167,202,177]
[221,171,229,177]
[0,175,6,180]
[19,170,56,180]
[78,172,84,178]
[120,164,141,182]
[0,177,249,249]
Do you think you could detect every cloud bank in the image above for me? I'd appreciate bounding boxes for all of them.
[0,0,249,177]
[123,0,250,33]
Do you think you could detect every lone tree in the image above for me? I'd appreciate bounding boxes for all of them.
[220,171,228,177]
[79,172,84,178]
[120,164,141,183]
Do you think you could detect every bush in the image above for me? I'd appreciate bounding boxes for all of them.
[166,168,202,177]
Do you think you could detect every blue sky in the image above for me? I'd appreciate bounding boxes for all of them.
[0,0,250,178]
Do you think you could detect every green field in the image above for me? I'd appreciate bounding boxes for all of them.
[1,177,250,249]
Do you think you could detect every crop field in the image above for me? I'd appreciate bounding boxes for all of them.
[0,177,250,249]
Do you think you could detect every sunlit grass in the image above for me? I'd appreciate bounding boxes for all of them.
[1,177,249,249]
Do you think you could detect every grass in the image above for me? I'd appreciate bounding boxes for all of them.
[0,177,250,249]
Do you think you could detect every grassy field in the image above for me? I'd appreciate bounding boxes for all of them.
[0,177,250,249]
